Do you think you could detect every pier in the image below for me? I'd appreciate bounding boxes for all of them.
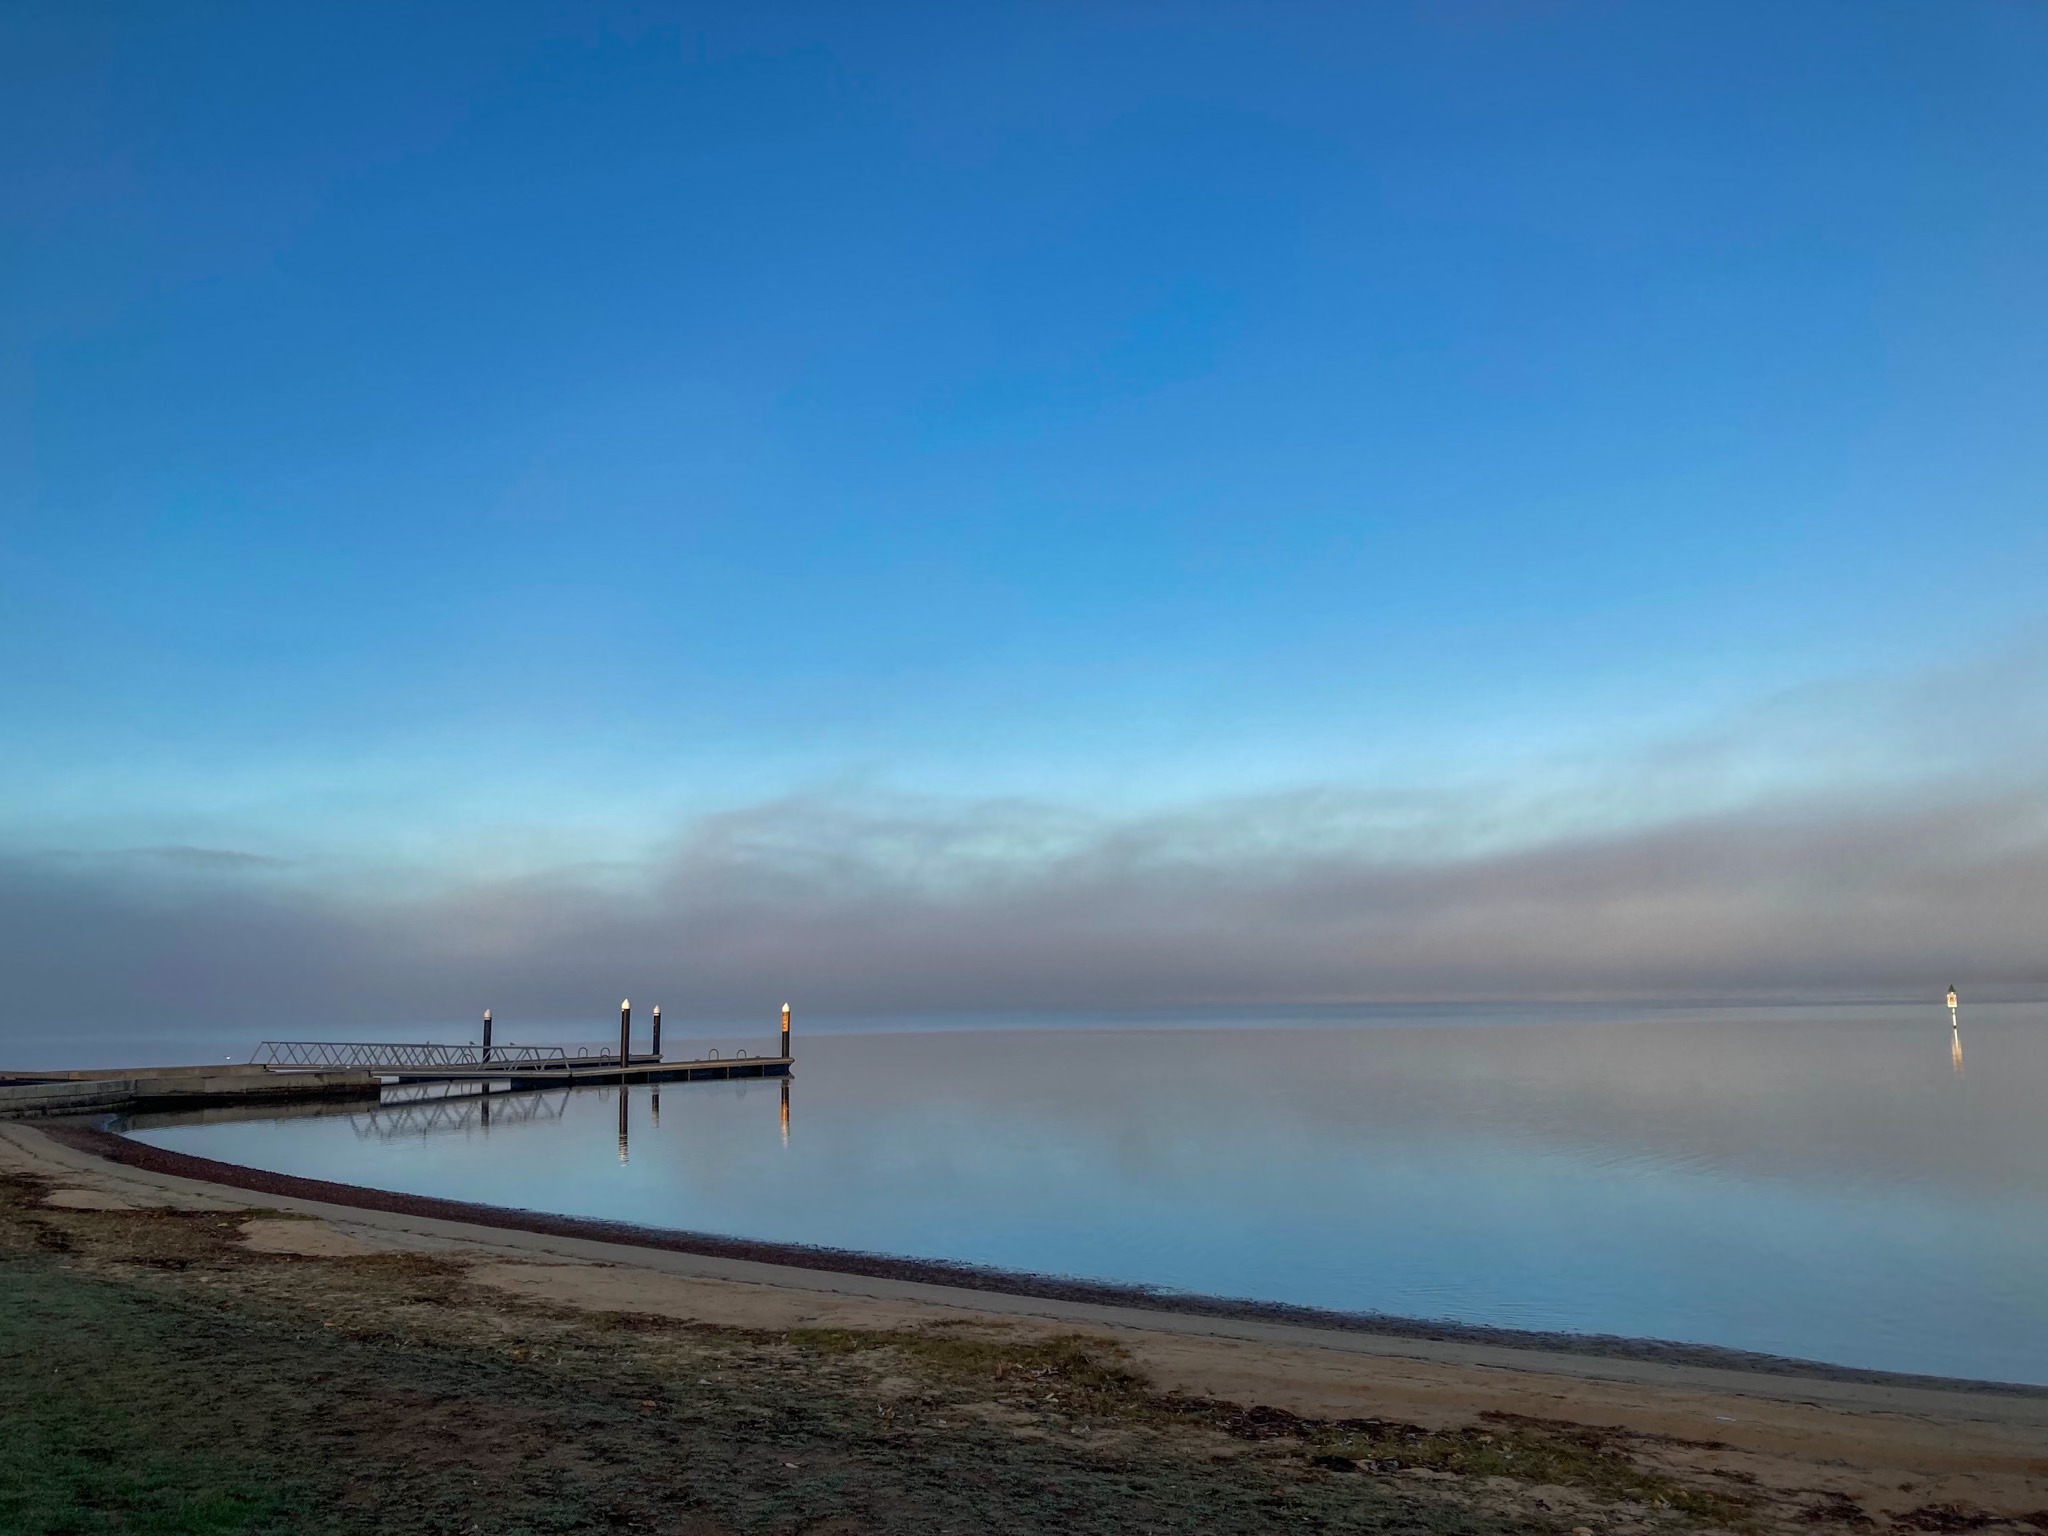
[0,1004,794,1118]
[248,1040,790,1088]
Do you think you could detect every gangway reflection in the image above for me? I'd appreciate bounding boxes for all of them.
[347,1087,569,1142]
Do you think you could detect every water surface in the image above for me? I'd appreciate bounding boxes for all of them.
[126,1004,2048,1384]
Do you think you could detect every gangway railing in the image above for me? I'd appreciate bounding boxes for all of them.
[252,1041,571,1073]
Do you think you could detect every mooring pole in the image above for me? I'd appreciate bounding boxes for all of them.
[482,1008,493,1065]
[781,1002,791,1060]
[652,1004,662,1062]
[619,998,631,1072]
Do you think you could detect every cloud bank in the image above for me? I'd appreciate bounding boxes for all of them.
[5,773,2046,1041]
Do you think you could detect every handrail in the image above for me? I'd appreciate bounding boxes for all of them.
[252,1041,570,1072]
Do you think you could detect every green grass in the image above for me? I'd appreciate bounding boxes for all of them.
[785,1326,1151,1409]
[1313,1417,1751,1525]
[0,1262,328,1534]
[784,1325,1751,1526]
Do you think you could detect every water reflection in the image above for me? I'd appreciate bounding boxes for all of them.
[353,1088,567,1141]
[613,1081,788,1163]
[123,1005,2048,1384]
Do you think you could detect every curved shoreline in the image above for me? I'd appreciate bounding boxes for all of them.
[45,1114,2045,1399]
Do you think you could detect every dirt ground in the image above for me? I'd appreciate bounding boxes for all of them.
[0,1130,2043,1536]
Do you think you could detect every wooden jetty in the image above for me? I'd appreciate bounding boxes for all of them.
[249,1042,790,1087]
[0,1002,794,1119]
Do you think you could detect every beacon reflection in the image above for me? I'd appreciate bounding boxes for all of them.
[780,1078,791,1147]
[617,1087,629,1165]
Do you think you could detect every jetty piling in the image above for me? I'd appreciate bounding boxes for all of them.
[782,1002,791,1060]
[652,1004,662,1061]
[482,1009,493,1065]
[619,999,631,1073]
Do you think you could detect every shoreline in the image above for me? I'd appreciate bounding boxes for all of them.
[45,1113,2048,1401]
[9,1114,2048,1533]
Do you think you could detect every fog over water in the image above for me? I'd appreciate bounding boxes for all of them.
[3,640,2045,1055]
[126,1004,2048,1386]
[7,770,2048,1049]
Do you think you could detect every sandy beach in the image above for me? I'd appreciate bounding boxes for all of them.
[2,1116,2042,1534]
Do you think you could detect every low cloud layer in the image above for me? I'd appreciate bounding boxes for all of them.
[5,774,2046,1042]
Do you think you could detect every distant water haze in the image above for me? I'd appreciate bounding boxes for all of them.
[6,728,2048,1045]
[126,1003,2048,1385]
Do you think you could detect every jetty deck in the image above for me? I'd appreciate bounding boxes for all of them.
[377,1053,792,1088]
[0,1047,791,1119]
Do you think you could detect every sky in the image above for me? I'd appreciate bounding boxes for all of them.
[4,2,2047,1038]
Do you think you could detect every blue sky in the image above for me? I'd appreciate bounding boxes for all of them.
[4,4,2047,1024]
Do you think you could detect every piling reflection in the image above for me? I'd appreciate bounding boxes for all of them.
[1952,1024,1964,1078]
[605,1078,791,1161]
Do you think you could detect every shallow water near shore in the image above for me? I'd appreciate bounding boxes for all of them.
[124,1003,2048,1385]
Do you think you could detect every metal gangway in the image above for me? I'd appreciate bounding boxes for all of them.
[252,1040,571,1073]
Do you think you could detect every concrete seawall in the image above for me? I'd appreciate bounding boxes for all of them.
[0,1067,379,1120]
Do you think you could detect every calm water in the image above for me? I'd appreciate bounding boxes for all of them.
[126,1004,2048,1384]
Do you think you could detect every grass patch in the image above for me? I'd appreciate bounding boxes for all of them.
[1313,1415,1751,1523]
[0,1259,330,1534]
[782,1329,1750,1523]
[787,1327,1150,1409]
